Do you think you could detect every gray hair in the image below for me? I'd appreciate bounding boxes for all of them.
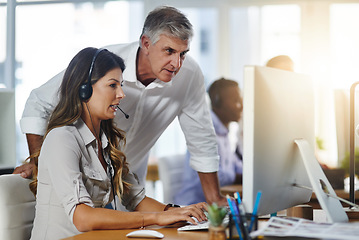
[140,6,193,47]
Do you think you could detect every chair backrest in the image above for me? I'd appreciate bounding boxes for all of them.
[157,154,186,203]
[0,174,35,240]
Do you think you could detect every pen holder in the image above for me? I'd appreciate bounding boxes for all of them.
[228,213,257,240]
[209,223,227,240]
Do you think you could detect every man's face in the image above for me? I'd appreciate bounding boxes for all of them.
[143,34,190,82]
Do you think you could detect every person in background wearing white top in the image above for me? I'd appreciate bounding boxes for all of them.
[174,78,243,205]
[29,47,207,240]
[14,6,227,206]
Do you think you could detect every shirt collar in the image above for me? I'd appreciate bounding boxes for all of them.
[75,118,109,149]
[211,110,228,136]
[122,42,138,84]
[122,42,172,89]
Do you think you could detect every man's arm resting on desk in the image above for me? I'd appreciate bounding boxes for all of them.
[13,133,43,178]
[198,172,227,206]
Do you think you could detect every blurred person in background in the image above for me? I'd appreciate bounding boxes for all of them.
[174,78,243,205]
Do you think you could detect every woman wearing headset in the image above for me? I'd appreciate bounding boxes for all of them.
[29,47,207,240]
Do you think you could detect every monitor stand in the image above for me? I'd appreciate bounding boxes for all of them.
[294,139,349,223]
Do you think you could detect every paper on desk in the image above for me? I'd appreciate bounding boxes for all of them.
[250,216,359,240]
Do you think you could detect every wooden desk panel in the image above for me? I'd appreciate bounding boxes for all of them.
[220,184,242,197]
[146,163,159,181]
[62,227,209,240]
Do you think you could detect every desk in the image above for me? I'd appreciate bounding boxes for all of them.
[220,184,242,197]
[220,184,359,221]
[61,223,322,240]
[62,226,209,240]
[309,189,359,209]
[220,184,359,209]
[62,215,355,240]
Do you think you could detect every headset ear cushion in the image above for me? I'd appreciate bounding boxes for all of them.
[79,82,93,101]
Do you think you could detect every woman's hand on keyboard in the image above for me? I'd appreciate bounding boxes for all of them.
[155,202,208,226]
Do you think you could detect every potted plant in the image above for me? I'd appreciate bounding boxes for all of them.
[207,203,228,240]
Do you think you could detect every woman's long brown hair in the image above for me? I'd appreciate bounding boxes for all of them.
[29,47,131,198]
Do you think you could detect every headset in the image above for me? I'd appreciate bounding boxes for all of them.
[79,48,124,210]
[79,48,106,101]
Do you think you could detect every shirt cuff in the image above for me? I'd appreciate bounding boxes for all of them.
[65,175,94,224]
[190,156,219,173]
[122,187,146,211]
[20,117,48,135]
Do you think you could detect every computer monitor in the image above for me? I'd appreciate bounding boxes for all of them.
[242,66,314,216]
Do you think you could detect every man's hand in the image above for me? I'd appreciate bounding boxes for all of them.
[13,161,35,179]
[198,172,228,207]
[212,195,229,207]
[13,133,43,179]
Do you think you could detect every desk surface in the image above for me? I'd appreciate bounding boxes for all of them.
[62,224,321,240]
[62,213,356,240]
[62,227,209,240]
[220,184,359,206]
[221,184,359,221]
[63,185,358,240]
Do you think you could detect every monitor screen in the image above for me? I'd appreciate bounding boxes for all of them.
[242,66,314,216]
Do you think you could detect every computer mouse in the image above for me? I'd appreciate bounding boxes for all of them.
[126,229,164,238]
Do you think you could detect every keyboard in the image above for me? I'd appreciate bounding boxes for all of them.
[177,220,210,231]
[177,215,229,231]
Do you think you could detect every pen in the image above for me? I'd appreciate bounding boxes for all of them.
[226,195,243,240]
[231,193,250,240]
[234,191,240,205]
[249,191,262,232]
[235,191,241,201]
[233,199,250,240]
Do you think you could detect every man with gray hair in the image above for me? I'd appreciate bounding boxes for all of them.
[15,6,227,207]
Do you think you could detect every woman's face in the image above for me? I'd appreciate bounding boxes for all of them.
[87,67,125,121]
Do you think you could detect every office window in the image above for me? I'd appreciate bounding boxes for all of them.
[330,3,359,165]
[0,6,5,88]
[330,3,359,89]
[230,6,260,87]
[261,5,301,66]
[229,4,300,87]
[15,1,143,163]
[182,8,218,87]
[17,0,57,2]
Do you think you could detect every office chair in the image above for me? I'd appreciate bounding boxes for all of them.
[157,154,186,203]
[0,174,35,240]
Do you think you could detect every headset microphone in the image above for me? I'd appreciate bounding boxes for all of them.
[117,106,129,119]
